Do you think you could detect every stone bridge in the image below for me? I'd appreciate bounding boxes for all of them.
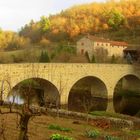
[0,63,140,112]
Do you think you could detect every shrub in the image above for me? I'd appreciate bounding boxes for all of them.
[85,129,100,138]
[50,133,74,140]
[48,124,72,132]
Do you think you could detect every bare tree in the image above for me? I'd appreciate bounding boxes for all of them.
[0,75,11,105]
[0,78,42,140]
[0,118,6,140]
[53,73,68,118]
[0,63,69,140]
[81,96,95,123]
[0,64,43,140]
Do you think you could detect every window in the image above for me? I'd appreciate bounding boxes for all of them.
[81,42,84,46]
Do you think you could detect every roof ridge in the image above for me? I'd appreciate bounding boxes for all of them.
[85,35,128,46]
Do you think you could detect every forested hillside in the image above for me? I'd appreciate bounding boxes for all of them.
[1,0,140,50]
[19,0,140,44]
[0,0,140,63]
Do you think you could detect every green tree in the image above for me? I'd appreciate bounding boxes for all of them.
[44,51,50,62]
[108,10,125,30]
[39,51,44,62]
[39,51,50,63]
[19,22,42,43]
[85,51,90,63]
[40,16,50,33]
[111,54,116,63]
[91,54,96,63]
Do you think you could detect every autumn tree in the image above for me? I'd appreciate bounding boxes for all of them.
[0,31,30,50]
[18,0,140,45]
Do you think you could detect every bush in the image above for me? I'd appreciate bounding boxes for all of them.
[50,133,74,140]
[85,129,100,138]
[48,124,72,132]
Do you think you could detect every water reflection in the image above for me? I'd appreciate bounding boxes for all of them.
[113,75,140,117]
[7,94,24,104]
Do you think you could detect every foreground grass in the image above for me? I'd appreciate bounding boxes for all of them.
[48,124,72,132]
[0,112,140,140]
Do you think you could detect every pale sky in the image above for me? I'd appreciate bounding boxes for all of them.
[0,0,106,31]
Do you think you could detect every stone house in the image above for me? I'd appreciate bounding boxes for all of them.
[76,35,128,58]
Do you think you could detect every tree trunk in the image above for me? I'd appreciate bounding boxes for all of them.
[19,113,31,140]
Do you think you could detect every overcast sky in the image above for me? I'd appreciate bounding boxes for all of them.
[0,0,106,31]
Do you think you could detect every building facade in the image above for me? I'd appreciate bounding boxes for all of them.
[76,35,128,58]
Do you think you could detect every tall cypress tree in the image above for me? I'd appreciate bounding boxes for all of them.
[91,54,96,63]
[39,51,44,62]
[39,51,50,63]
[44,51,50,62]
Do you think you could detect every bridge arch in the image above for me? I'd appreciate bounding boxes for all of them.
[7,77,60,108]
[113,74,140,116]
[68,76,108,112]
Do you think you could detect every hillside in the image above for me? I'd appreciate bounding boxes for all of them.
[19,0,140,44]
[0,0,140,63]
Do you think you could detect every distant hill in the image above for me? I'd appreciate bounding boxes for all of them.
[19,0,140,45]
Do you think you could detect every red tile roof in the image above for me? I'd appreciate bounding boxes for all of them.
[86,35,128,46]
[110,41,128,46]
[87,35,109,43]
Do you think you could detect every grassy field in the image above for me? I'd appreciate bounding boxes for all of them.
[0,47,43,63]
[0,46,88,63]
[0,112,140,140]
